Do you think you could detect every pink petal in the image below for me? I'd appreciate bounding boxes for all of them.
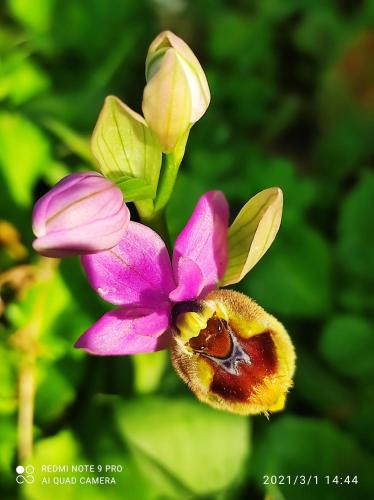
[172,191,229,299]
[75,306,172,355]
[32,204,129,257]
[81,221,175,308]
[168,256,204,302]
[33,173,114,236]
[32,173,90,236]
[32,172,129,257]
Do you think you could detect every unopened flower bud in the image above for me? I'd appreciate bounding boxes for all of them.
[142,31,210,152]
[32,172,129,258]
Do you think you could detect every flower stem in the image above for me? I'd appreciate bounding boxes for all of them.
[17,354,35,462]
[8,259,58,462]
[154,129,190,213]
[135,129,190,247]
[154,154,179,213]
[135,200,171,250]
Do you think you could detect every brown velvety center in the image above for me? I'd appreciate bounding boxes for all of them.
[189,316,232,358]
[209,329,277,403]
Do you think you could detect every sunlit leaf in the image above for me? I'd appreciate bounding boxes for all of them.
[23,431,90,500]
[0,53,49,104]
[5,261,69,345]
[0,112,50,207]
[24,425,150,499]
[222,187,283,286]
[35,357,84,424]
[116,397,249,497]
[132,350,167,394]
[7,0,55,32]
[5,260,93,362]
[0,347,16,415]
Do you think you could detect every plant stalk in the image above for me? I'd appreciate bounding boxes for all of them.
[17,354,35,462]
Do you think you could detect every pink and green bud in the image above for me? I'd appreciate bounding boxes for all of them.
[32,172,130,258]
[142,31,211,152]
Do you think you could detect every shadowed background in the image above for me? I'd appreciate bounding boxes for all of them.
[0,1,373,499]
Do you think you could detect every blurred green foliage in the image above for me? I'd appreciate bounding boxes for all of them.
[0,0,373,499]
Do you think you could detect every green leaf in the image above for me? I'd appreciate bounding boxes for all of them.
[23,429,134,500]
[314,117,373,181]
[0,53,49,104]
[319,314,374,378]
[132,350,167,394]
[5,260,93,360]
[348,388,374,450]
[252,416,374,500]
[34,357,83,424]
[116,397,249,497]
[189,153,317,227]
[188,148,235,182]
[337,172,374,282]
[43,118,95,165]
[208,12,272,68]
[244,222,332,318]
[293,6,344,59]
[293,347,353,415]
[5,263,69,343]
[0,112,50,207]
[338,283,373,315]
[265,484,286,500]
[7,0,55,32]
[24,430,80,500]
[91,96,162,202]
[0,347,17,415]
[222,187,283,286]
[0,417,17,483]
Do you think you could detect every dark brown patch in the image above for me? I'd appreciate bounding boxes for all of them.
[209,330,278,402]
[189,316,232,358]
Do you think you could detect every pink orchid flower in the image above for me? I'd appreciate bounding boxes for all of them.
[76,190,295,415]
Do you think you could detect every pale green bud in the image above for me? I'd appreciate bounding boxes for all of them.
[142,31,210,152]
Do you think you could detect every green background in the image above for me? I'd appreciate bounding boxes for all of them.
[0,1,373,499]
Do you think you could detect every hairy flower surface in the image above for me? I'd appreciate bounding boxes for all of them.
[76,190,295,415]
[32,172,130,257]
